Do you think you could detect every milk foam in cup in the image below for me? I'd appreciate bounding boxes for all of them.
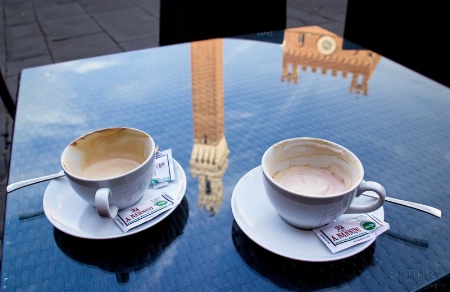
[261,137,386,229]
[272,166,349,196]
[61,127,156,218]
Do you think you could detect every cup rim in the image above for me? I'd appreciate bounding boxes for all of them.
[61,127,155,182]
[261,137,364,199]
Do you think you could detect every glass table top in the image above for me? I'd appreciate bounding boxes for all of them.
[2,26,449,291]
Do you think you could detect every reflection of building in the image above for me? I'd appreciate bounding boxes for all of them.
[189,39,230,216]
[282,26,381,95]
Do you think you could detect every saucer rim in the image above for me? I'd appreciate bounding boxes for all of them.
[43,159,187,240]
[231,166,384,262]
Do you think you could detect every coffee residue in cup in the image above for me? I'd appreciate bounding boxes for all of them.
[80,158,141,179]
[272,166,348,196]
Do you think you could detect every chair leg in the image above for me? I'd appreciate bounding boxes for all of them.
[0,71,15,119]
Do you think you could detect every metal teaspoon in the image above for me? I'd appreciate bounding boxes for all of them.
[6,172,65,193]
[362,192,441,218]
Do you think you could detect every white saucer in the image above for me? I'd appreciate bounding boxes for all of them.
[231,166,384,262]
[43,159,187,240]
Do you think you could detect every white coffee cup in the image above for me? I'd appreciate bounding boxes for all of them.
[261,137,386,229]
[61,127,156,218]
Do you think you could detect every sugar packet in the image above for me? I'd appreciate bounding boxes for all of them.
[151,149,176,189]
[114,192,175,232]
[313,213,390,253]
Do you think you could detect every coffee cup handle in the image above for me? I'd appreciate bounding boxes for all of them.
[345,180,386,214]
[95,188,119,218]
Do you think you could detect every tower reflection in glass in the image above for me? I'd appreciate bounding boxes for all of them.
[189,39,230,216]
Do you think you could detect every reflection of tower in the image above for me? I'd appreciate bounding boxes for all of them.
[189,39,230,216]
[282,26,381,95]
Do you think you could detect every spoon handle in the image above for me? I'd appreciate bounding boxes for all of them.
[6,172,65,193]
[362,192,442,218]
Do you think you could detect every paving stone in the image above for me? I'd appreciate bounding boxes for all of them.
[6,25,49,61]
[80,0,134,13]
[118,35,159,51]
[0,34,5,71]
[131,0,160,19]
[287,7,331,26]
[6,38,48,62]
[35,1,86,21]
[32,0,76,7]
[48,32,122,63]
[287,7,344,36]
[7,21,42,39]
[90,7,159,42]
[317,20,345,37]
[40,15,103,41]
[3,1,36,25]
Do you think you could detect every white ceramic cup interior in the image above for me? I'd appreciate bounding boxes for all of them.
[261,137,386,229]
[61,127,155,218]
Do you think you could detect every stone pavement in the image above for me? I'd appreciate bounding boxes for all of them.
[0,0,347,255]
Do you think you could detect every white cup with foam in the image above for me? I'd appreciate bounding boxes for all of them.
[261,137,386,229]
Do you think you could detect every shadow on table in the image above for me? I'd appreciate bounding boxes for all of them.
[54,197,189,283]
[231,220,375,290]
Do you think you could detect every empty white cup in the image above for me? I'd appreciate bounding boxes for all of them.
[61,127,156,218]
